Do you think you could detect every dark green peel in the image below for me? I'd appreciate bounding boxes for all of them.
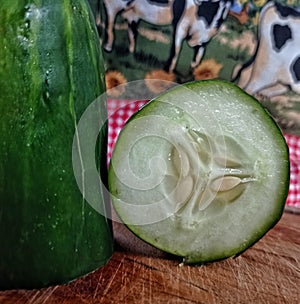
[0,0,113,289]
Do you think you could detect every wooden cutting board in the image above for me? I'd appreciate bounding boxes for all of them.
[0,211,299,304]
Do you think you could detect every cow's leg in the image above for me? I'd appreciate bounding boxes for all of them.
[245,78,277,96]
[165,25,187,73]
[96,12,101,28]
[167,39,183,73]
[236,64,254,90]
[127,21,139,53]
[258,83,289,98]
[191,45,205,68]
[243,63,280,96]
[103,7,119,52]
[95,1,101,27]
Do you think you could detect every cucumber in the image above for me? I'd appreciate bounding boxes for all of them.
[109,80,289,264]
[0,0,113,289]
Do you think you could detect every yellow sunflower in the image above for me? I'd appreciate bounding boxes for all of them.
[252,0,267,8]
[144,69,176,94]
[105,70,127,97]
[193,59,223,80]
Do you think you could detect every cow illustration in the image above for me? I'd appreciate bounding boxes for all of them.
[167,0,233,72]
[100,0,233,72]
[233,1,300,98]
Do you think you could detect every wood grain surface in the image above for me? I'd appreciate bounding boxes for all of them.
[0,211,299,304]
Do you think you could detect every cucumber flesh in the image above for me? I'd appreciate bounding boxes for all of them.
[109,80,289,264]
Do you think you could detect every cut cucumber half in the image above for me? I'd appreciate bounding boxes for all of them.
[108,80,289,264]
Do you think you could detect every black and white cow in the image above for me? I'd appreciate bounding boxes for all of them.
[100,0,233,72]
[100,0,130,52]
[233,1,300,98]
[101,0,173,52]
[122,0,174,53]
[167,0,232,72]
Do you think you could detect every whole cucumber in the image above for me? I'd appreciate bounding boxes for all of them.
[0,0,113,289]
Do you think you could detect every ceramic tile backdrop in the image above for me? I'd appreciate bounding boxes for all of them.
[92,0,300,210]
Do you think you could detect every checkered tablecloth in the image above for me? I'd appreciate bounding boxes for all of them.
[107,99,300,211]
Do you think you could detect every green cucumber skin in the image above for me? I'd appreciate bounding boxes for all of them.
[0,0,113,289]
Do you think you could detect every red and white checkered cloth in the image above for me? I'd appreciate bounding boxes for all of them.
[107,100,300,211]
[107,99,148,160]
[284,134,300,211]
